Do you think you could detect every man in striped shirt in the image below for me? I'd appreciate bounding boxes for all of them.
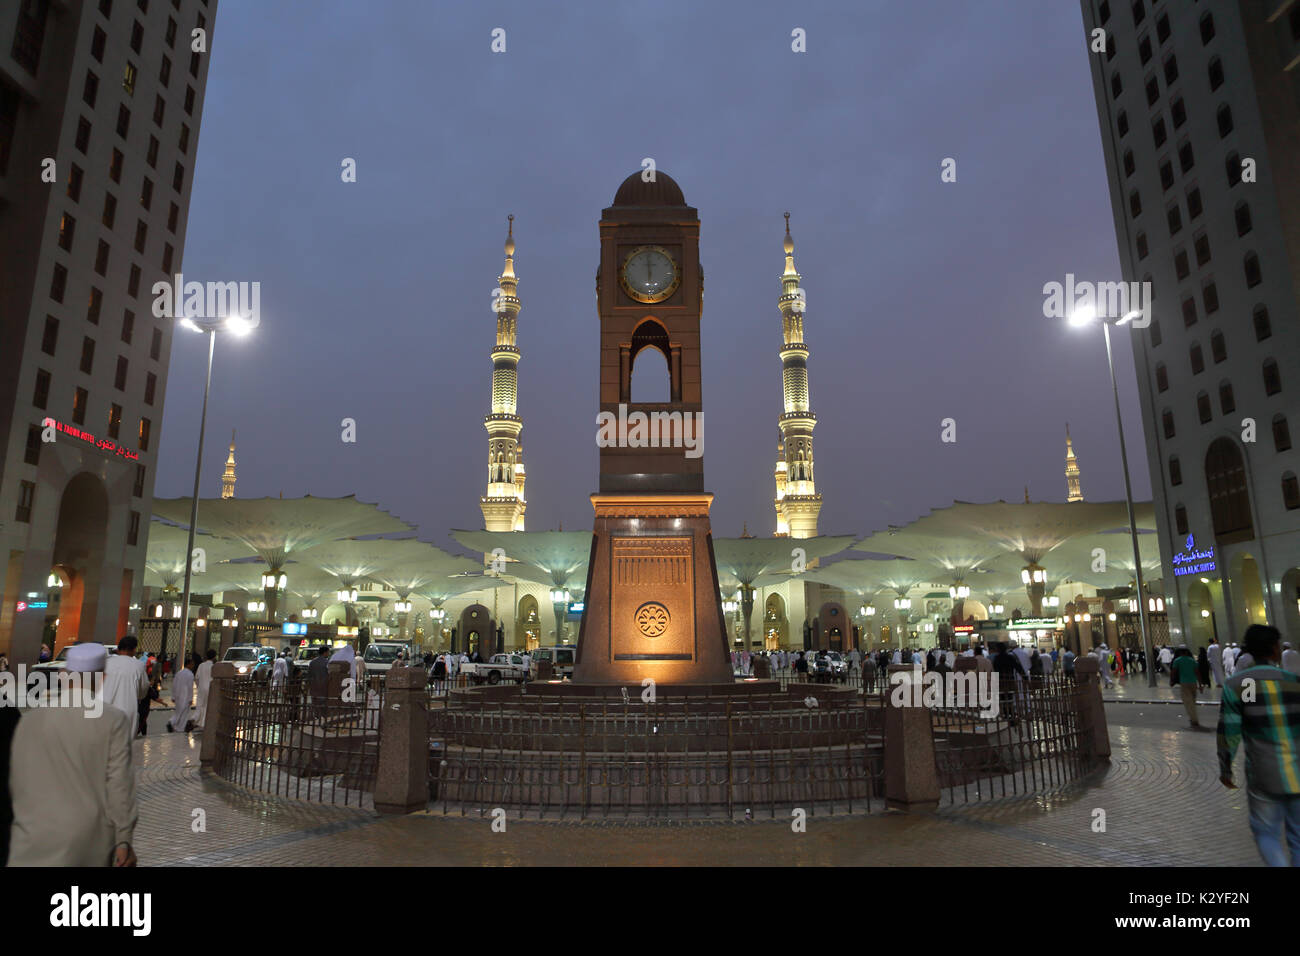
[1217,624,1300,867]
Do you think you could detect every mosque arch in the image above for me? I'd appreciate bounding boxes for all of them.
[52,472,110,648]
[629,318,671,403]
[516,594,541,651]
[764,593,787,650]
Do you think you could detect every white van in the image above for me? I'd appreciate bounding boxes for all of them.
[362,640,415,674]
[530,645,577,679]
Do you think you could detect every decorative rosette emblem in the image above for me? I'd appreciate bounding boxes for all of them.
[634,601,670,638]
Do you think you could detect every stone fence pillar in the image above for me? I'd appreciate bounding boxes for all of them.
[200,662,238,769]
[883,663,940,812]
[374,664,430,814]
[1070,656,1111,761]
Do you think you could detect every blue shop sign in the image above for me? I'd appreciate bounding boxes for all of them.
[1171,533,1217,578]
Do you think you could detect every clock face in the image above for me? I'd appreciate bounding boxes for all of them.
[621,246,680,303]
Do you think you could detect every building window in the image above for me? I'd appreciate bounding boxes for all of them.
[138,417,151,451]
[24,425,41,466]
[1208,57,1224,91]
[1190,342,1204,375]
[1150,318,1162,348]
[1175,250,1189,280]
[1129,190,1142,217]
[1197,391,1212,424]
[1264,359,1282,396]
[1145,75,1159,107]
[1174,503,1188,536]
[67,163,83,202]
[75,117,91,153]
[1124,150,1136,178]
[1138,33,1151,64]
[94,239,109,275]
[1209,330,1226,364]
[79,336,95,374]
[102,191,116,228]
[110,147,123,182]
[152,93,165,126]
[33,368,50,409]
[1159,160,1174,191]
[146,135,158,168]
[115,355,128,390]
[1244,252,1262,288]
[1155,362,1168,392]
[140,176,153,210]
[15,481,34,524]
[1253,305,1272,342]
[1199,11,1215,44]
[165,16,176,45]
[1217,104,1233,138]
[127,510,140,546]
[1131,0,1145,26]
[1162,408,1175,439]
[1202,280,1219,315]
[172,162,184,192]
[1163,55,1178,86]
[178,123,189,154]
[161,243,173,274]
[116,103,130,138]
[1235,202,1252,237]
[128,264,141,298]
[73,386,88,425]
[1205,438,1254,542]
[123,62,137,96]
[92,26,107,61]
[133,463,146,497]
[1136,232,1148,260]
[167,202,179,233]
[1171,97,1186,129]
[108,402,122,439]
[1284,473,1300,512]
[189,50,200,78]
[1155,10,1169,42]
[1178,140,1194,173]
[130,20,143,53]
[1151,116,1166,148]
[1219,381,1235,415]
[150,327,162,360]
[57,212,75,251]
[183,85,195,115]
[134,219,147,253]
[160,55,171,87]
[1169,455,1182,486]
[42,316,58,355]
[1100,0,1111,24]
[1181,297,1197,327]
[1275,414,1293,453]
[1167,204,1182,236]
[122,310,134,343]
[83,70,99,108]
[144,371,156,405]
[50,263,67,302]
[1225,151,1240,188]
[1194,232,1211,267]
[1117,109,1129,137]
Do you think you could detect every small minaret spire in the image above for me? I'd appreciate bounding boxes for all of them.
[480,215,527,532]
[774,213,822,538]
[1065,423,1083,502]
[221,430,237,498]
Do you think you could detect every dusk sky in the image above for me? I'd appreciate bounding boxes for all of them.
[156,0,1152,548]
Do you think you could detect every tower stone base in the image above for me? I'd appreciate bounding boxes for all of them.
[574,493,733,685]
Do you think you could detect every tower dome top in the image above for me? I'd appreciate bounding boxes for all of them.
[613,170,686,207]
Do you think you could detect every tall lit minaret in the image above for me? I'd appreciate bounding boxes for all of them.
[1065,423,1083,502]
[480,216,527,532]
[220,430,237,498]
[773,433,789,536]
[774,213,822,539]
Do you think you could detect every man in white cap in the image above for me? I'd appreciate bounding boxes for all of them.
[1208,636,1225,687]
[1282,642,1300,679]
[7,643,138,865]
[168,654,196,733]
[102,635,149,752]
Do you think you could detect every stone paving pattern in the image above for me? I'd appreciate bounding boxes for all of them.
[127,674,1263,866]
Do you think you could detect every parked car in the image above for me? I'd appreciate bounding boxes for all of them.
[292,644,333,675]
[361,640,414,675]
[461,653,529,685]
[222,643,275,680]
[30,643,117,677]
[824,651,850,681]
[529,645,577,680]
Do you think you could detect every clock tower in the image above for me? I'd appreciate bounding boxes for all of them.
[573,171,732,684]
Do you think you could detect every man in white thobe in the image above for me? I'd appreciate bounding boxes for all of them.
[1281,642,1300,678]
[1012,643,1032,677]
[1222,643,1239,676]
[192,649,215,728]
[101,636,149,755]
[1041,651,1055,676]
[271,653,288,688]
[1207,638,1225,686]
[168,656,195,733]
[1095,644,1114,688]
[7,643,138,866]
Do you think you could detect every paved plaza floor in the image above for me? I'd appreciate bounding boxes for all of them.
[128,682,1264,866]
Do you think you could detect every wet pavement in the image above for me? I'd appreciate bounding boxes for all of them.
[127,698,1263,866]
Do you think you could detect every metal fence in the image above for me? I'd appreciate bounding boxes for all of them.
[428,696,884,820]
[929,672,1095,805]
[210,676,384,807]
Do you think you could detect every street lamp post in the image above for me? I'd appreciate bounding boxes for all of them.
[1069,306,1157,687]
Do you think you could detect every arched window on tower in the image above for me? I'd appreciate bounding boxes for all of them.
[1204,437,1254,544]
[629,319,671,403]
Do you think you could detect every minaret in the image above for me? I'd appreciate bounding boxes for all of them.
[480,216,527,532]
[1065,423,1083,502]
[773,433,789,536]
[774,213,822,539]
[220,430,237,498]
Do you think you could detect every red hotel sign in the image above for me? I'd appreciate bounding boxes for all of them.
[43,417,140,461]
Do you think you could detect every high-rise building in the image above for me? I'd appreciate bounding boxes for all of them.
[480,216,526,532]
[0,0,218,662]
[773,214,822,539]
[1080,0,1300,645]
